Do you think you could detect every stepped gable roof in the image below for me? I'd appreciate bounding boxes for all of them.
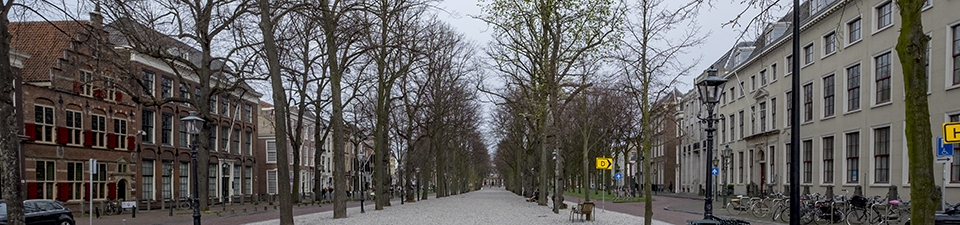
[9,20,91,82]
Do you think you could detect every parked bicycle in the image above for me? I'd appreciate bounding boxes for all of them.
[726,195,750,216]
[104,200,123,215]
[177,197,192,210]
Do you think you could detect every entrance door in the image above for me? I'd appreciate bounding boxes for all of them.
[118,180,127,200]
[760,164,766,194]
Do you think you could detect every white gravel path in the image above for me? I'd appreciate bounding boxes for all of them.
[246,187,673,225]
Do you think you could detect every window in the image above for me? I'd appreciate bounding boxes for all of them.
[142,110,155,144]
[803,140,813,183]
[91,114,106,148]
[221,97,229,116]
[221,126,229,152]
[750,106,756,134]
[267,170,278,194]
[34,105,54,143]
[759,102,767,132]
[824,75,835,117]
[66,162,83,200]
[179,162,189,198]
[245,131,252,155]
[114,118,128,149]
[161,113,173,145]
[232,129,240,154]
[770,98,777,129]
[35,161,55,199]
[66,110,83,145]
[180,120,190,147]
[769,146,776,183]
[179,82,190,107]
[824,136,835,183]
[739,81,745,97]
[848,18,862,44]
[739,110,744,138]
[786,55,793,75]
[824,32,836,55]
[751,75,756,91]
[161,77,172,98]
[760,70,768,86]
[875,52,892,104]
[953,25,960,85]
[233,165,240,196]
[80,71,94,97]
[847,64,861,111]
[730,114,735,141]
[266,140,277,163]
[142,70,155,97]
[877,2,892,30]
[119,164,127,173]
[846,132,860,183]
[804,44,814,65]
[804,83,813,122]
[771,64,778,79]
[244,166,253,195]
[730,87,735,102]
[786,91,793,127]
[244,104,253,123]
[209,96,217,114]
[142,160,155,200]
[209,126,217,152]
[739,152,744,184]
[162,161,172,199]
[233,101,241,119]
[208,165,217,197]
[874,127,890,183]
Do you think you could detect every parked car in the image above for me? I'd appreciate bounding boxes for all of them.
[0,199,75,225]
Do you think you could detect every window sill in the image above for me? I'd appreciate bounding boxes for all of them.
[871,101,892,109]
[845,39,862,48]
[802,121,814,126]
[842,183,860,187]
[869,183,893,187]
[821,115,836,121]
[946,84,960,92]
[802,63,814,70]
[822,52,836,59]
[872,25,893,36]
[843,109,862,115]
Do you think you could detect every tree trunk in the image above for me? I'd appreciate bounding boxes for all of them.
[257,1,293,223]
[895,1,937,224]
[0,5,26,223]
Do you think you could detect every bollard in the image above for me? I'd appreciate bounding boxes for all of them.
[169,204,173,216]
[132,206,136,218]
[147,201,151,212]
[95,207,100,218]
[122,219,126,225]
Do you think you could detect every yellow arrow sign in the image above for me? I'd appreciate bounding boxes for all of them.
[946,122,960,144]
[596,157,613,170]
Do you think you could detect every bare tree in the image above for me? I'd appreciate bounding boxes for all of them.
[0,0,25,223]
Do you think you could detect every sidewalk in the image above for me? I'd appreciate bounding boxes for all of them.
[663,199,785,225]
[75,198,376,225]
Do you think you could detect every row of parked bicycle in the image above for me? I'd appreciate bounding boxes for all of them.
[725,190,919,225]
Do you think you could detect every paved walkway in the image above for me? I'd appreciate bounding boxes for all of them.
[660,192,785,225]
[249,187,670,225]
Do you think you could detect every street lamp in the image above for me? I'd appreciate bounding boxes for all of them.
[722,145,733,208]
[180,111,205,225]
[357,152,366,213]
[415,167,421,201]
[696,67,727,220]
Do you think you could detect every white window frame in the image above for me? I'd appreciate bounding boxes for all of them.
[842,129,862,186]
[946,21,960,91]
[266,140,277,163]
[65,110,83,146]
[873,1,894,34]
[869,124,893,186]
[821,134,836,185]
[266,169,278,195]
[803,42,815,67]
[771,63,779,83]
[846,16,863,47]
[822,30,837,58]
[871,50,894,108]
[844,62,863,114]
[822,72,837,120]
[802,81,815,124]
[91,114,107,148]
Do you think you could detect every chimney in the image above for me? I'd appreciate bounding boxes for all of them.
[89,3,103,29]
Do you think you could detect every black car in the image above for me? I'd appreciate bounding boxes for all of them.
[0,199,75,225]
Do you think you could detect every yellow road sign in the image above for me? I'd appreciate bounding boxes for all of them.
[946,122,960,144]
[596,157,613,170]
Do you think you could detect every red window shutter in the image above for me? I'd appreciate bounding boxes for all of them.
[128,136,137,150]
[57,183,71,202]
[84,130,93,147]
[116,92,123,101]
[73,81,82,93]
[107,182,117,200]
[27,182,38,199]
[24,123,37,141]
[83,183,90,201]
[107,133,117,149]
[56,127,69,144]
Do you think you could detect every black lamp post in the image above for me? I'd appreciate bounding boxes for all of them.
[722,145,732,208]
[358,152,366,213]
[696,67,727,220]
[180,111,205,225]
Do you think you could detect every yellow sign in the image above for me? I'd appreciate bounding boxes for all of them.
[945,122,960,144]
[595,157,613,170]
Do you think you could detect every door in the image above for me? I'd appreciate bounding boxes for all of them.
[760,163,766,194]
[118,179,128,200]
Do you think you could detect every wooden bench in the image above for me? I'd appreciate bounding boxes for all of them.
[569,201,595,222]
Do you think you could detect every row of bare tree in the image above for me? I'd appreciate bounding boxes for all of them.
[0,0,490,224]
